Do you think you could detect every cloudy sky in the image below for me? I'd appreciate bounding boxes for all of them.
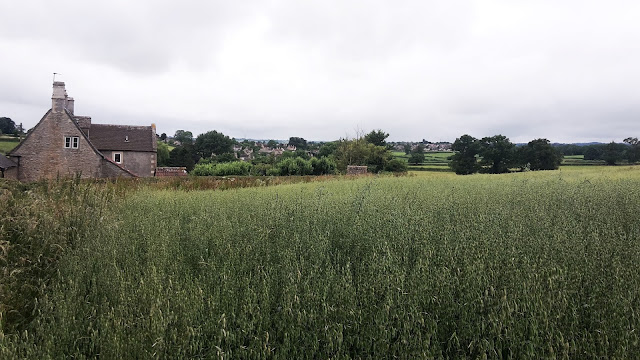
[0,0,638,143]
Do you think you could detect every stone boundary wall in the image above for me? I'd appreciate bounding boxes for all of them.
[347,165,368,175]
[155,167,188,177]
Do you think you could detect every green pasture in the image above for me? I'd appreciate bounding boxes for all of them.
[0,136,20,154]
[2,166,640,358]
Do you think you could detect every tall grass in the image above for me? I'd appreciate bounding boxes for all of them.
[2,167,640,358]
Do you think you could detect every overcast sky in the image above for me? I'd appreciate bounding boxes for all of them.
[0,0,638,143]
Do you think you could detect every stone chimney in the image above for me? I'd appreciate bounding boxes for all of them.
[52,81,68,112]
[67,97,75,114]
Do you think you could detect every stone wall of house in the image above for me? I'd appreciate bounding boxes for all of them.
[10,110,105,181]
[110,151,156,177]
[101,159,135,178]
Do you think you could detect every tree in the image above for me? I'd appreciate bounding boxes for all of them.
[624,137,639,164]
[583,145,603,161]
[449,134,480,175]
[194,130,234,159]
[160,133,167,142]
[603,142,625,165]
[318,142,338,158]
[0,117,16,135]
[174,130,193,145]
[478,135,515,174]
[518,138,562,170]
[288,137,308,150]
[157,142,170,167]
[266,139,278,148]
[169,146,196,171]
[334,137,393,173]
[364,129,389,147]
[384,158,408,173]
[408,145,425,165]
[403,144,412,155]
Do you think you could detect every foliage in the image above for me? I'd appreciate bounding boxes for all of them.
[318,142,338,158]
[173,130,193,145]
[334,137,392,173]
[517,138,563,170]
[449,134,480,175]
[404,143,412,155]
[288,137,308,150]
[160,133,167,141]
[624,137,639,164]
[192,161,252,176]
[169,145,196,171]
[3,169,640,358]
[194,130,234,159]
[0,117,16,135]
[603,142,626,165]
[156,141,170,167]
[408,145,425,165]
[266,140,279,148]
[276,157,313,176]
[310,157,337,175]
[478,135,515,174]
[383,158,408,173]
[364,129,389,147]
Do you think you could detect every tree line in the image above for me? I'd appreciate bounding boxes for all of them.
[449,135,563,175]
[157,128,408,176]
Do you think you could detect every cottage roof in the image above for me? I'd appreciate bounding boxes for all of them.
[89,124,155,152]
[0,153,17,169]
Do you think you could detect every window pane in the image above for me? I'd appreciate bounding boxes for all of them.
[72,137,79,148]
[65,137,71,148]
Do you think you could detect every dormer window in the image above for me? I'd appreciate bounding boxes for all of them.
[64,136,79,149]
[125,135,129,142]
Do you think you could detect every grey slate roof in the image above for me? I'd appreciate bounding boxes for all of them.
[0,153,17,169]
[89,124,155,152]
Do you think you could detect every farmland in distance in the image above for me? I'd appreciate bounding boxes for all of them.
[2,167,640,358]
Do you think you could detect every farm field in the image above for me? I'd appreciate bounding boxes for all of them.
[0,136,19,154]
[2,166,640,358]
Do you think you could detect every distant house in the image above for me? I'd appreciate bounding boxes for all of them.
[5,82,156,181]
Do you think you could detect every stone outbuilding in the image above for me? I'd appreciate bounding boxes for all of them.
[5,82,156,181]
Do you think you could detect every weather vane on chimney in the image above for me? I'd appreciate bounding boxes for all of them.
[53,72,61,82]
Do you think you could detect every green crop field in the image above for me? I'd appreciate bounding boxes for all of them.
[2,166,640,358]
[0,136,20,154]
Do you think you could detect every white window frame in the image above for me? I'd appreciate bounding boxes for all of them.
[113,152,123,164]
[64,136,79,149]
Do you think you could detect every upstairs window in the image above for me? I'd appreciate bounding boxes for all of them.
[64,136,79,149]
[113,152,123,164]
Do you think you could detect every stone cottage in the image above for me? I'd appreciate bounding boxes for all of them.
[5,82,157,181]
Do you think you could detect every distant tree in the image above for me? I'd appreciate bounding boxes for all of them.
[194,130,234,158]
[267,139,278,148]
[364,129,389,147]
[160,133,167,142]
[174,130,193,145]
[449,134,480,175]
[624,137,639,164]
[0,117,16,135]
[334,137,392,173]
[404,144,412,155]
[310,157,337,175]
[169,146,196,171]
[478,135,515,174]
[518,138,563,170]
[603,142,625,165]
[408,145,425,165]
[212,152,237,163]
[156,142,170,167]
[384,158,408,173]
[318,142,338,158]
[288,137,308,150]
[584,145,604,160]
